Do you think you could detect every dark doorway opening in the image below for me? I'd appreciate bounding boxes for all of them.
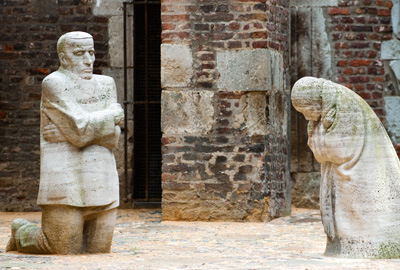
[125,0,162,203]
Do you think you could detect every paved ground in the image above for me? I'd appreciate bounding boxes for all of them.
[1,208,400,270]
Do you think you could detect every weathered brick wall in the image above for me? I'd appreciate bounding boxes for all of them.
[330,0,392,119]
[290,0,396,209]
[161,0,290,221]
[0,0,110,211]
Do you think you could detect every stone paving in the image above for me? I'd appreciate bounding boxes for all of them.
[1,208,400,269]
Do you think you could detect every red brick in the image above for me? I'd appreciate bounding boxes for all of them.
[367,50,377,58]
[332,33,342,40]
[205,13,234,22]
[237,13,267,21]
[162,23,176,30]
[373,42,381,50]
[251,31,268,39]
[349,59,371,67]
[361,1,370,8]
[329,7,350,15]
[212,32,234,40]
[373,77,385,82]
[252,41,268,48]
[372,91,383,99]
[162,173,177,182]
[349,76,370,83]
[375,25,392,33]
[341,17,354,23]
[162,14,189,22]
[378,8,391,16]
[229,22,241,30]
[343,84,353,90]
[367,67,377,75]
[161,137,176,145]
[228,41,242,49]
[337,60,348,67]
[356,8,367,14]
[385,0,393,8]
[358,92,371,99]
[354,84,365,91]
[343,68,353,75]
[335,42,349,49]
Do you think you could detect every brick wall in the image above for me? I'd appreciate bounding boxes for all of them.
[330,0,393,119]
[0,0,110,211]
[161,0,291,221]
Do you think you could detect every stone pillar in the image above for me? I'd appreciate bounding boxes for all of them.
[161,0,290,221]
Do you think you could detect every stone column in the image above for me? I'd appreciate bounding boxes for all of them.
[161,0,290,221]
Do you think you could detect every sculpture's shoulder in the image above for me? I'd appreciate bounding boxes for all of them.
[93,74,115,87]
[42,71,68,94]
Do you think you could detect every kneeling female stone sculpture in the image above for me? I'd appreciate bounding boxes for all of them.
[292,77,400,259]
[6,31,124,254]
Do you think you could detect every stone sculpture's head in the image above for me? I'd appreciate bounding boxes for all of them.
[57,31,95,80]
[291,77,325,122]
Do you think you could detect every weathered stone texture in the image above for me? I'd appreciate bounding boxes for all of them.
[162,89,289,221]
[161,90,214,135]
[217,49,283,92]
[291,172,320,209]
[161,0,290,221]
[0,0,110,211]
[381,39,400,60]
[161,0,290,90]
[231,92,269,135]
[161,134,270,221]
[161,44,193,88]
[385,96,400,145]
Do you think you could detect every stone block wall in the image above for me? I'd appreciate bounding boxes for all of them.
[161,0,291,221]
[0,0,114,211]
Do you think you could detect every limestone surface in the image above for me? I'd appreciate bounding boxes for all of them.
[217,49,283,92]
[161,90,214,135]
[385,96,400,145]
[161,44,193,88]
[292,76,400,258]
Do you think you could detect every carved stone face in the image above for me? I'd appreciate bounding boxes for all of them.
[291,77,323,122]
[60,37,95,80]
[294,103,322,122]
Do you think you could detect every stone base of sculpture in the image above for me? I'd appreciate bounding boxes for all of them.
[325,237,400,259]
[6,206,117,255]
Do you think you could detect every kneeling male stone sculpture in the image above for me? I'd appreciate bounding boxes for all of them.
[292,77,400,259]
[6,31,124,254]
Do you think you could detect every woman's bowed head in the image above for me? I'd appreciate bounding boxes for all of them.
[291,77,324,121]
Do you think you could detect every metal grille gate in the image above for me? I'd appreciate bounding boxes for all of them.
[123,0,162,203]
